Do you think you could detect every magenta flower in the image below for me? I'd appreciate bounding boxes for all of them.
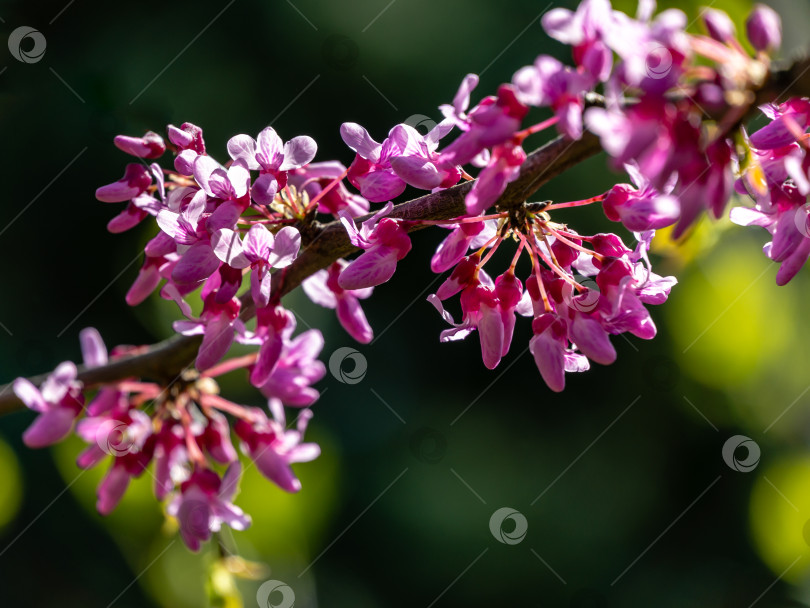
[340,122,409,202]
[388,123,460,191]
[438,84,528,167]
[338,203,412,289]
[603,162,680,231]
[96,163,153,203]
[431,219,496,274]
[542,0,614,84]
[731,183,810,285]
[259,329,326,406]
[76,406,154,515]
[114,131,166,159]
[167,464,251,552]
[439,73,479,130]
[747,4,781,53]
[529,312,584,392]
[234,407,320,493]
[465,141,526,216]
[174,293,246,371]
[303,260,374,343]
[212,224,301,309]
[244,306,297,387]
[13,363,83,448]
[512,55,592,138]
[227,127,317,205]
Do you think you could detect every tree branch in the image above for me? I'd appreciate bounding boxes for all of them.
[1,55,808,415]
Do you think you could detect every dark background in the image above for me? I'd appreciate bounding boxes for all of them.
[1,0,810,606]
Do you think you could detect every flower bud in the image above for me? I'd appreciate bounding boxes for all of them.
[746,4,781,53]
[702,8,736,43]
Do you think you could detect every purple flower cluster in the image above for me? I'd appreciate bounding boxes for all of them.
[13,328,321,551]
[10,0,801,559]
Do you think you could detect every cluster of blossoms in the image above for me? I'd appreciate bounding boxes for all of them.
[10,0,805,553]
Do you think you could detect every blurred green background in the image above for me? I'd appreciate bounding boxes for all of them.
[0,0,809,606]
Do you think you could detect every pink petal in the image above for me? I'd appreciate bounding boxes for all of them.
[280,136,318,171]
[254,448,301,493]
[80,327,108,367]
[340,123,381,162]
[478,304,504,369]
[268,226,301,268]
[97,466,131,515]
[251,173,279,206]
[390,156,442,190]
[196,315,235,371]
[23,407,76,448]
[302,270,338,309]
[226,134,259,169]
[529,333,565,392]
[172,243,221,285]
[336,296,374,343]
[211,229,251,268]
[570,315,616,365]
[13,378,47,413]
[338,248,399,290]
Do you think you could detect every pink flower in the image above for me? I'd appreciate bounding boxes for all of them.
[235,407,320,493]
[340,123,409,202]
[211,225,301,308]
[227,127,317,205]
[338,203,412,289]
[465,141,526,216]
[303,260,375,343]
[173,293,246,371]
[13,363,83,448]
[258,330,326,406]
[430,219,496,274]
[167,463,251,552]
[114,131,166,159]
[96,163,153,203]
[746,4,781,53]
